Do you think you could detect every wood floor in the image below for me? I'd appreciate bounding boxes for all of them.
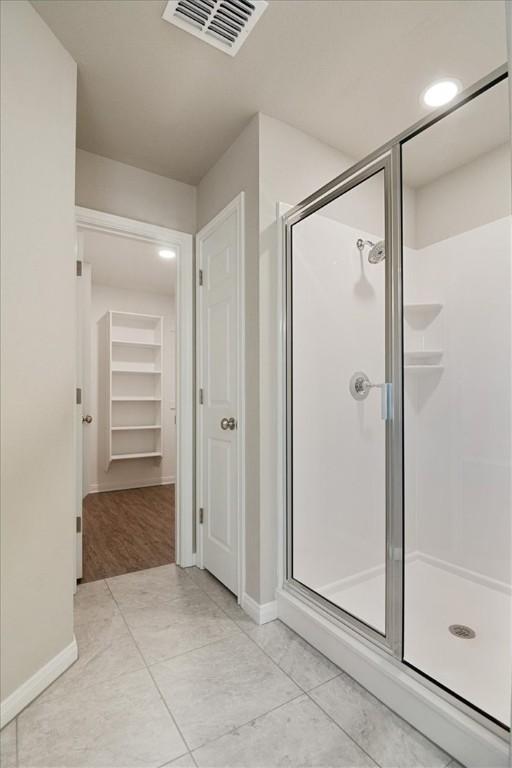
[82,484,175,583]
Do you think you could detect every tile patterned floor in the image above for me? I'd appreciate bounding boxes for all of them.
[0,565,462,768]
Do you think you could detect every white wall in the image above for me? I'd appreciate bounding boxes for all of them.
[414,143,511,249]
[1,0,77,713]
[88,283,176,493]
[76,149,197,233]
[259,114,356,604]
[197,115,261,602]
[404,216,511,585]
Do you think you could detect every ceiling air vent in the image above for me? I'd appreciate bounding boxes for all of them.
[162,0,268,56]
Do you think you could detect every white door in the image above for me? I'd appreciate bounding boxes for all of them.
[197,195,244,595]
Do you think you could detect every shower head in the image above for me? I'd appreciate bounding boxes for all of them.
[356,238,386,264]
[368,240,386,264]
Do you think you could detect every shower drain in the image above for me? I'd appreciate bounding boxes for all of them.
[449,624,476,639]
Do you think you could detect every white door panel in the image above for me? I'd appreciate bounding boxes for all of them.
[197,199,242,595]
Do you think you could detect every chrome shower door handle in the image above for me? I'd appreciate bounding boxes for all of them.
[220,417,237,431]
[380,382,393,421]
[349,371,393,420]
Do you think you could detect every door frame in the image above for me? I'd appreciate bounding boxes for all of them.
[281,152,403,656]
[195,192,246,600]
[74,206,195,572]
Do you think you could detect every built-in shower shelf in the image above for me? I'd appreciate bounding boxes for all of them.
[404,350,443,365]
[404,302,443,312]
[404,303,443,323]
[405,364,444,373]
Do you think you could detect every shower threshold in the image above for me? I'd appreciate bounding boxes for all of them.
[320,556,510,726]
[277,569,510,768]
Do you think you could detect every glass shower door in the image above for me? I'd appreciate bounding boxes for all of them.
[285,154,402,649]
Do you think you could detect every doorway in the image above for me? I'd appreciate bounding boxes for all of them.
[75,208,194,583]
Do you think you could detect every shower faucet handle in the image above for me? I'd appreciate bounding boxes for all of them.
[349,371,393,421]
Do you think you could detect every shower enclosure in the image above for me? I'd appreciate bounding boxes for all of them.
[280,65,510,763]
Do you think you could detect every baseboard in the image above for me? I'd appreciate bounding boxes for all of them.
[241,592,278,625]
[277,588,508,768]
[88,476,175,494]
[0,637,78,728]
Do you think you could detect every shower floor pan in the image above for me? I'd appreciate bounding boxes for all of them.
[324,557,511,725]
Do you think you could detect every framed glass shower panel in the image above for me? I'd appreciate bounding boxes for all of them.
[284,153,403,653]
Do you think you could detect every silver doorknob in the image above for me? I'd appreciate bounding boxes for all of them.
[82,414,93,424]
[220,417,237,431]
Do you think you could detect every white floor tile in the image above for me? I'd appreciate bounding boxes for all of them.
[0,720,17,768]
[123,591,241,665]
[310,673,450,768]
[17,668,186,768]
[164,754,196,767]
[151,633,301,749]
[41,613,145,702]
[107,565,202,612]
[192,695,375,767]
[244,619,340,690]
[74,580,119,627]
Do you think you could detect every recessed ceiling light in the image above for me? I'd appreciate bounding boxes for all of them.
[159,248,176,259]
[422,79,460,108]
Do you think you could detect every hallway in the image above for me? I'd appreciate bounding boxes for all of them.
[82,485,175,582]
[1,565,459,768]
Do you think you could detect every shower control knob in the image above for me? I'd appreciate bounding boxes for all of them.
[349,372,371,400]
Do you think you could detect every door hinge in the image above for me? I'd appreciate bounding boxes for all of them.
[76,516,82,533]
[199,388,204,405]
[76,259,83,277]
[199,508,204,524]
[76,387,82,405]
[198,269,204,286]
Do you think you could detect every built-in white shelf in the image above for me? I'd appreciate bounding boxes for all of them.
[405,365,444,373]
[404,350,443,365]
[112,396,161,402]
[111,451,162,461]
[106,310,164,467]
[404,302,443,315]
[111,425,162,431]
[112,339,161,349]
[112,366,162,374]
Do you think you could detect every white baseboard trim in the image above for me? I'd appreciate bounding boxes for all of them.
[0,637,78,728]
[241,592,278,625]
[88,477,175,494]
[277,588,508,768]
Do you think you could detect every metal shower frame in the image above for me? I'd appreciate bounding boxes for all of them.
[281,63,508,730]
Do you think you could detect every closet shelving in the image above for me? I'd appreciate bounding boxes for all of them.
[106,310,164,467]
[404,303,444,374]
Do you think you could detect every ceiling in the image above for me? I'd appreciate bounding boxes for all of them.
[404,77,509,188]
[83,229,176,295]
[32,0,507,186]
